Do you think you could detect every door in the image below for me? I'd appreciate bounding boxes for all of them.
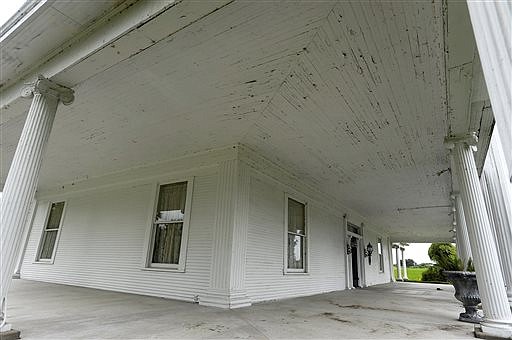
[351,237,359,288]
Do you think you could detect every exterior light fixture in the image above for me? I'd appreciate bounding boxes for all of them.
[364,242,373,264]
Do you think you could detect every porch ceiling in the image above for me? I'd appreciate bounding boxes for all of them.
[1,1,482,242]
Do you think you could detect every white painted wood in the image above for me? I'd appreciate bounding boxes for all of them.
[453,194,472,268]
[400,247,408,280]
[481,133,512,307]
[245,174,345,302]
[361,227,391,286]
[450,136,512,338]
[467,1,512,181]
[1,1,461,243]
[0,0,178,106]
[22,168,219,304]
[394,245,402,281]
[0,77,73,327]
[387,237,395,282]
[243,150,392,302]
[20,145,392,307]
[201,157,251,308]
[13,199,37,278]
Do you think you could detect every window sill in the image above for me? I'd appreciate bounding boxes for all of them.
[140,267,185,273]
[33,260,54,265]
[283,271,310,276]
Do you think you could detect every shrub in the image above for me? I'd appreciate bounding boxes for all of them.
[421,242,474,282]
[421,266,445,282]
[427,242,461,271]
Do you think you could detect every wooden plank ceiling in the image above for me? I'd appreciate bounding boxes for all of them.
[1,0,470,241]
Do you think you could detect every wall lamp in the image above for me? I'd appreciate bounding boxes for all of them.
[364,242,373,265]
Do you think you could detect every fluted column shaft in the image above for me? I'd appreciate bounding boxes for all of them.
[0,77,73,329]
[454,195,472,267]
[482,136,512,307]
[394,246,402,281]
[401,247,408,280]
[200,156,251,308]
[452,140,512,336]
[388,238,395,282]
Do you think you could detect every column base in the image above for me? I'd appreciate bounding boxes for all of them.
[475,319,512,339]
[0,324,20,340]
[200,289,251,309]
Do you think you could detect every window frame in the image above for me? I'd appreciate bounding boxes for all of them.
[378,237,384,273]
[142,178,194,272]
[35,201,67,264]
[283,193,309,274]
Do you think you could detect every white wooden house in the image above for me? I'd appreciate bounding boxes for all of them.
[1,1,511,338]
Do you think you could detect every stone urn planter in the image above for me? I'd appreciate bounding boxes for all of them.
[444,271,483,324]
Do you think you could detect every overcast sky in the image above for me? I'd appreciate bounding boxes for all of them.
[0,0,26,28]
[392,243,433,264]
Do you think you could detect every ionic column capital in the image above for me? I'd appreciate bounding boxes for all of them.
[21,75,74,105]
[444,132,478,150]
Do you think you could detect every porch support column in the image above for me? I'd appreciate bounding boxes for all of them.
[200,156,251,308]
[446,133,512,338]
[393,245,402,281]
[452,193,472,267]
[481,137,512,308]
[400,247,408,280]
[0,76,73,331]
[388,238,395,282]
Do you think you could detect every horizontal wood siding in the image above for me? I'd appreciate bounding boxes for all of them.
[246,174,346,302]
[21,171,217,303]
[363,227,392,286]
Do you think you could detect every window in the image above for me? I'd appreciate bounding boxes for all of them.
[347,222,361,235]
[378,238,384,272]
[286,197,307,273]
[37,201,65,262]
[147,180,192,270]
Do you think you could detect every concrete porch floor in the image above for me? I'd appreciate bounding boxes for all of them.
[6,280,474,339]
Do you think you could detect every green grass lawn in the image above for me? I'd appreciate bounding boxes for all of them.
[393,266,428,281]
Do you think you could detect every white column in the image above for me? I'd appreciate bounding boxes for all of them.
[394,245,402,281]
[481,175,499,245]
[401,247,408,280]
[343,216,353,289]
[200,157,251,308]
[388,238,395,282]
[452,193,472,267]
[0,76,73,330]
[482,135,512,307]
[467,1,512,181]
[447,133,512,338]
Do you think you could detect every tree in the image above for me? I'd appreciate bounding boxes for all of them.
[421,242,462,282]
[405,259,417,267]
[427,242,461,271]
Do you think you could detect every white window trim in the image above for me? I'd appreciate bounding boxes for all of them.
[142,177,194,272]
[35,200,67,264]
[378,237,385,273]
[283,193,309,275]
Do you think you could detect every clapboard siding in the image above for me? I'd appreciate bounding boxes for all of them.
[246,174,346,302]
[363,228,392,286]
[21,171,218,303]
